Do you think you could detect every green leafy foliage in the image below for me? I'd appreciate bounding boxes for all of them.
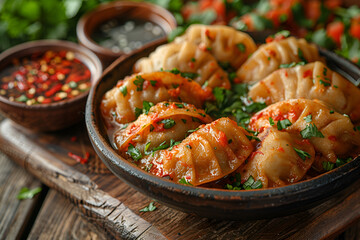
[17,187,42,200]
[225,173,262,190]
[140,201,157,212]
[0,0,114,51]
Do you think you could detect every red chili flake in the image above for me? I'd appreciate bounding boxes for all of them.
[70,136,77,142]
[328,135,337,141]
[277,147,285,152]
[303,70,312,78]
[45,83,62,97]
[168,87,181,98]
[68,151,90,164]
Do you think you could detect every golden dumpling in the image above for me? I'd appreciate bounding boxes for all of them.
[237,37,324,84]
[141,118,253,186]
[175,24,257,69]
[134,41,230,89]
[249,99,360,171]
[239,128,315,188]
[249,61,360,122]
[101,71,210,125]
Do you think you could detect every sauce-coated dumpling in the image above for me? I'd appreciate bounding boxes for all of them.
[237,37,324,84]
[249,61,360,122]
[175,24,257,69]
[141,118,253,186]
[134,41,230,89]
[101,72,210,126]
[239,128,315,188]
[114,102,212,158]
[249,99,360,171]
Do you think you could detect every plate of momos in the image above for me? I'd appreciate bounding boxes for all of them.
[86,24,360,220]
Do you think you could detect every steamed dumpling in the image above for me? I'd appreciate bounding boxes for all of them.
[249,61,360,122]
[134,41,230,89]
[239,128,315,188]
[175,24,257,69]
[249,99,360,170]
[114,102,212,157]
[141,118,254,186]
[101,71,210,125]
[237,37,324,84]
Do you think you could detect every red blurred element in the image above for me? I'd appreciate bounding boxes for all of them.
[326,21,344,46]
[350,16,360,40]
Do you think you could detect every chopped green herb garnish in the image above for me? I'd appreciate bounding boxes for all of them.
[293,147,311,161]
[144,142,152,155]
[160,118,176,129]
[304,114,312,122]
[15,95,28,102]
[269,117,275,126]
[120,86,127,97]
[127,144,142,161]
[120,123,128,129]
[140,202,157,212]
[143,101,154,115]
[150,80,157,86]
[69,81,77,88]
[330,110,334,114]
[175,103,184,108]
[319,80,331,86]
[168,139,181,150]
[179,178,193,185]
[191,117,202,123]
[153,141,170,152]
[186,144,192,149]
[187,128,199,134]
[236,43,246,52]
[323,67,328,76]
[300,123,324,139]
[333,85,338,88]
[297,48,308,63]
[17,187,42,200]
[336,157,352,167]
[277,119,292,130]
[133,75,145,91]
[181,119,187,124]
[246,135,261,141]
[191,57,196,62]
[279,61,306,68]
[322,161,335,171]
[135,107,142,118]
[243,176,263,190]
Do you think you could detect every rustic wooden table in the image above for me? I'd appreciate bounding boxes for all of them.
[0,118,359,240]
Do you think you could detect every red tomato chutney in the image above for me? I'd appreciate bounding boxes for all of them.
[0,50,91,105]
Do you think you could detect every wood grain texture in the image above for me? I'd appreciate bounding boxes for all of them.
[0,119,359,240]
[0,154,44,240]
[28,189,112,240]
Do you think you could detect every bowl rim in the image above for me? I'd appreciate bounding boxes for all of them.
[0,39,103,110]
[85,43,360,206]
[76,0,177,58]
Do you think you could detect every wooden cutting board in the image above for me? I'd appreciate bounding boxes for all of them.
[1,119,359,240]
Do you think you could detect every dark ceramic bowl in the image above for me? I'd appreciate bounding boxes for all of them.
[0,40,102,132]
[85,40,360,220]
[76,1,177,67]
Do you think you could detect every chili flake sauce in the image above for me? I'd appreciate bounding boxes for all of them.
[0,50,91,105]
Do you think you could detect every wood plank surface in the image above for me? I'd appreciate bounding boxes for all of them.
[1,119,359,240]
[28,189,112,240]
[0,153,45,240]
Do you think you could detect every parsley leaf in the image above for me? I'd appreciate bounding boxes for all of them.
[277,119,292,130]
[143,101,154,115]
[246,135,261,141]
[236,43,246,52]
[322,161,335,171]
[269,117,275,126]
[243,176,263,190]
[160,119,176,129]
[17,187,42,200]
[304,114,312,122]
[152,141,170,151]
[127,144,142,161]
[133,75,145,91]
[300,123,324,139]
[279,61,306,68]
[140,202,157,212]
[179,178,193,185]
[120,86,127,97]
[168,68,199,79]
[297,48,308,63]
[293,147,311,161]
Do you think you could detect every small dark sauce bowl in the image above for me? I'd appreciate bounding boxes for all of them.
[76,1,177,67]
[85,40,360,220]
[0,40,102,132]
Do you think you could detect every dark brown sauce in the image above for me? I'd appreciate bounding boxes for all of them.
[92,19,166,54]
